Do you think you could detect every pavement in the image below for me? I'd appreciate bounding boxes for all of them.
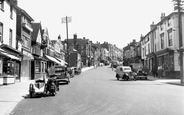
[0,66,94,115]
[0,66,183,115]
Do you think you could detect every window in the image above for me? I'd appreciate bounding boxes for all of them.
[142,48,144,57]
[35,61,41,73]
[168,18,171,26]
[144,46,146,56]
[22,35,30,49]
[168,30,172,46]
[148,44,150,54]
[0,22,3,43]
[0,0,4,11]
[160,24,163,31]
[10,6,13,19]
[9,29,12,46]
[160,34,164,49]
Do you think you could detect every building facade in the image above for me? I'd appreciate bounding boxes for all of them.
[0,0,22,83]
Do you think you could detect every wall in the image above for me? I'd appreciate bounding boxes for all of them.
[0,1,17,48]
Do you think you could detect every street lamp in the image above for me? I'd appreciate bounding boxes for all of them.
[62,16,71,67]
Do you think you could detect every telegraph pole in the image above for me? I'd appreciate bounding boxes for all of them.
[173,0,184,85]
[62,16,71,67]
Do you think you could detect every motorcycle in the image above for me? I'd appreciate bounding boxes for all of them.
[29,76,58,98]
[46,78,57,96]
[29,79,47,98]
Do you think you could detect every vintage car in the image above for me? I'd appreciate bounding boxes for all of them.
[135,69,148,80]
[115,66,136,81]
[55,66,70,84]
[73,67,81,75]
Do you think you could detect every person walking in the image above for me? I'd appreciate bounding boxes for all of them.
[111,63,114,71]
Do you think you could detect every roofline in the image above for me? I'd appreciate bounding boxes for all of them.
[141,12,179,41]
[18,7,34,21]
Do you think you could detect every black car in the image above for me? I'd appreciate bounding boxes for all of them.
[73,67,81,75]
[135,69,147,80]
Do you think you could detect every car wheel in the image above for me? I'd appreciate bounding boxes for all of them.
[116,74,119,80]
[126,76,129,81]
[29,91,33,98]
[134,77,137,81]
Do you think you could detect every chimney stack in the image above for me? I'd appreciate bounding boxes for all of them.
[160,13,166,20]
[73,34,77,48]
[150,21,156,30]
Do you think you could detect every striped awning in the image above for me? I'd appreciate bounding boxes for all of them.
[0,49,21,61]
[45,55,61,64]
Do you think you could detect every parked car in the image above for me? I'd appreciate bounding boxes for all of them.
[115,66,136,81]
[55,66,70,84]
[111,61,118,68]
[135,69,148,80]
[67,67,75,78]
[73,67,81,75]
[104,60,110,66]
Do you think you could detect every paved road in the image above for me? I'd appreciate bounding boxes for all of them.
[10,66,184,115]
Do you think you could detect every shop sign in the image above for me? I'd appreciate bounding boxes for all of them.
[23,50,33,59]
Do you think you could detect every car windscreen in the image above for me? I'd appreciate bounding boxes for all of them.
[123,68,131,71]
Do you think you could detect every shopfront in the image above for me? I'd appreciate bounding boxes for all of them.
[31,55,47,80]
[0,48,21,84]
[155,48,176,78]
[21,50,34,81]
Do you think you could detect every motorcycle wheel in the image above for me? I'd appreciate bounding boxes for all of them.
[52,91,55,96]
[29,91,33,98]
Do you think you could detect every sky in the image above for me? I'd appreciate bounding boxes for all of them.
[17,0,175,49]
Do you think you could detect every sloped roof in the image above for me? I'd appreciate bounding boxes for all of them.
[31,22,42,42]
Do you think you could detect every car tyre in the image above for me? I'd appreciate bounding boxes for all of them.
[116,74,119,80]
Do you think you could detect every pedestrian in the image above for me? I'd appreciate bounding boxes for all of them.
[162,65,165,78]
[158,65,161,78]
[111,63,113,71]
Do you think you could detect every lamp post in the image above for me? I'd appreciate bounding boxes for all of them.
[62,16,71,67]
[173,0,184,85]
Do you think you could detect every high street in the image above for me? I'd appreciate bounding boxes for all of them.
[10,66,184,115]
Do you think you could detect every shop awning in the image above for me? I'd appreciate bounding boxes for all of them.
[55,57,68,66]
[45,55,61,64]
[0,49,21,61]
[33,56,48,61]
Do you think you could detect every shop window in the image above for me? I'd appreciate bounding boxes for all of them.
[42,62,44,72]
[35,61,41,73]
[0,59,2,74]
[3,59,14,75]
